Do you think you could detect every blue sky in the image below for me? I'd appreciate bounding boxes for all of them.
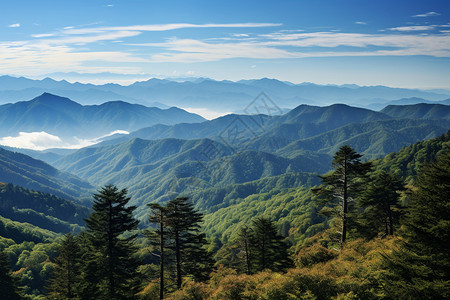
[1,0,449,88]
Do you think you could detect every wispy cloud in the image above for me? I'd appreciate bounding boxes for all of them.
[413,12,440,18]
[8,23,20,28]
[61,23,282,35]
[389,25,436,31]
[143,31,450,63]
[2,21,450,75]
[355,21,367,25]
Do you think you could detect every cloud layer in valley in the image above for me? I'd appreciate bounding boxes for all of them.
[0,130,129,151]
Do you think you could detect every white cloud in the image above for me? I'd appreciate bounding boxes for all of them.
[0,132,64,150]
[8,23,20,28]
[389,25,436,31]
[61,23,282,35]
[355,21,367,25]
[231,33,250,37]
[0,130,130,150]
[182,107,231,120]
[142,31,450,63]
[2,21,450,75]
[31,33,56,38]
[413,12,440,18]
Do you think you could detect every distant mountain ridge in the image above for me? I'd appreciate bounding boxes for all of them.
[0,75,448,111]
[0,93,205,140]
[381,103,450,120]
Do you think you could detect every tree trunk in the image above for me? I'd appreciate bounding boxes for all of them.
[108,199,115,299]
[175,229,182,289]
[160,214,164,300]
[387,204,394,236]
[244,239,251,274]
[341,156,348,248]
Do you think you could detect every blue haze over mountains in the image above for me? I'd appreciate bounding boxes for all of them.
[0,75,449,222]
[1,75,449,112]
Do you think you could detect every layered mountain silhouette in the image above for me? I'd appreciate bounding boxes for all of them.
[1,76,449,111]
[0,93,205,140]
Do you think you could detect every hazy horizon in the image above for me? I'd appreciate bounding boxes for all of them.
[2,0,449,89]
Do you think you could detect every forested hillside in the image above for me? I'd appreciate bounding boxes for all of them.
[0,148,93,204]
[0,131,448,299]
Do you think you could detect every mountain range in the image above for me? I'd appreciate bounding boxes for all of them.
[1,76,449,113]
[45,102,449,221]
[0,93,205,141]
[0,91,449,224]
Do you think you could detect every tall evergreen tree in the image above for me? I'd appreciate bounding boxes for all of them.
[0,249,22,300]
[251,217,292,272]
[83,184,140,299]
[77,231,101,299]
[237,226,252,274]
[47,233,81,300]
[147,203,167,300]
[165,197,213,289]
[382,151,450,298]
[357,171,405,238]
[314,145,371,248]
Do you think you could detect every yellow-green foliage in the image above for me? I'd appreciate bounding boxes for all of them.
[203,187,328,244]
[168,237,401,299]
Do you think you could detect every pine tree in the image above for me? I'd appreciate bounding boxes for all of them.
[357,171,405,238]
[147,203,167,300]
[314,145,371,248]
[0,249,22,300]
[77,231,101,300]
[83,184,140,299]
[382,151,450,298]
[165,197,213,289]
[47,233,81,300]
[237,226,252,274]
[251,217,292,272]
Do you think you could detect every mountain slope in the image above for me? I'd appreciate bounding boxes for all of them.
[53,138,326,220]
[275,119,449,159]
[0,93,205,140]
[381,103,450,120]
[0,147,93,203]
[0,183,90,233]
[100,104,392,148]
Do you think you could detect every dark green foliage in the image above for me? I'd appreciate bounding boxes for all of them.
[0,249,22,300]
[381,151,450,299]
[165,197,213,289]
[374,130,450,183]
[0,147,93,204]
[0,183,89,233]
[0,215,58,244]
[314,145,371,247]
[82,184,140,299]
[250,217,292,272]
[237,226,252,274]
[47,233,81,299]
[357,171,405,238]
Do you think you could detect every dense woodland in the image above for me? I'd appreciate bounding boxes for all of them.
[0,131,448,299]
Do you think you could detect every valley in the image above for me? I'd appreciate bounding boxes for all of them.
[0,84,449,298]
